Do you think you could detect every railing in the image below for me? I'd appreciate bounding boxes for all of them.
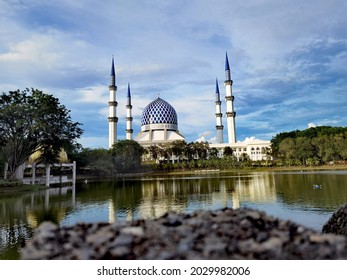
[23,161,76,187]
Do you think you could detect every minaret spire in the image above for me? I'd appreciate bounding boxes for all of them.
[224,52,236,144]
[108,56,118,148]
[225,52,231,80]
[126,83,133,140]
[110,56,116,85]
[215,78,224,143]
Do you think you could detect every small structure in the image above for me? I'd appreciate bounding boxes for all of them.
[23,162,76,187]
[15,149,77,187]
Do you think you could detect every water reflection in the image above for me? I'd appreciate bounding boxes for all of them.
[1,170,347,259]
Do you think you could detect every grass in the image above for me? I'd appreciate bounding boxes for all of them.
[159,163,347,175]
[0,179,48,196]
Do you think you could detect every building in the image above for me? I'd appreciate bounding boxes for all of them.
[108,54,271,161]
[209,53,271,161]
[134,97,185,147]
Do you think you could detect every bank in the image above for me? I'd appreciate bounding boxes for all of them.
[0,179,48,196]
[1,163,347,195]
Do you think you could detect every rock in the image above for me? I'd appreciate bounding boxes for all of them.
[21,207,347,260]
[120,226,145,237]
[322,204,347,235]
[35,221,57,239]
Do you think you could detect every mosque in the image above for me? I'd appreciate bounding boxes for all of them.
[108,54,271,161]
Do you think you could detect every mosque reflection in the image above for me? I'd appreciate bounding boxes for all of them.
[30,172,277,225]
[132,172,276,220]
[1,172,278,230]
[4,170,347,231]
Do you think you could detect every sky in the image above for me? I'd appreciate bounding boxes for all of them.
[1,0,347,148]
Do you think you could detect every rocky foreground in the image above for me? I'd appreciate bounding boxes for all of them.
[22,206,347,260]
[323,205,347,236]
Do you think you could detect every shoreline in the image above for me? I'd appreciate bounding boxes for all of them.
[0,180,48,196]
[164,163,347,175]
[1,164,347,195]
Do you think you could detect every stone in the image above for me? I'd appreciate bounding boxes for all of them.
[35,222,57,239]
[21,207,347,260]
[322,204,347,235]
[246,210,261,220]
[112,234,134,247]
[120,226,145,237]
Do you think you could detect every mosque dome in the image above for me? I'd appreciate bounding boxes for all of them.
[135,97,185,146]
[141,98,177,126]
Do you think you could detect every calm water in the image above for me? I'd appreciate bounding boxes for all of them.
[1,170,347,259]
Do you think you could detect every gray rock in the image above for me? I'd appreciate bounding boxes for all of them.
[322,204,347,235]
[21,207,347,260]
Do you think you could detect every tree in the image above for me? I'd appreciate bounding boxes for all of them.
[0,88,83,179]
[188,141,209,160]
[147,145,160,161]
[167,140,186,162]
[271,126,347,158]
[294,137,316,164]
[110,140,144,172]
[223,146,233,157]
[208,147,219,158]
[76,148,114,176]
[278,138,296,161]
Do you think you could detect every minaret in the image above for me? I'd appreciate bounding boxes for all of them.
[215,78,224,143]
[108,57,118,148]
[224,52,236,144]
[125,83,133,140]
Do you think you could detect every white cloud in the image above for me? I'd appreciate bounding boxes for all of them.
[1,0,346,147]
[242,136,262,143]
[77,86,108,104]
[195,131,216,143]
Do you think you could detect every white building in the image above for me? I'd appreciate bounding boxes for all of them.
[210,140,271,161]
[108,54,271,161]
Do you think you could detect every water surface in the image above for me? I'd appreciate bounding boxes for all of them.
[1,170,347,259]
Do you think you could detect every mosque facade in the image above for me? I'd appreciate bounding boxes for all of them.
[108,54,271,161]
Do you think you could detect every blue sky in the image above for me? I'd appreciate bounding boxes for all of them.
[1,0,346,148]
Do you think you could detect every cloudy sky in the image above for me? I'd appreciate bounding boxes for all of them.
[1,0,346,148]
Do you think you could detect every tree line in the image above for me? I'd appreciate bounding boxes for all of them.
[71,140,254,175]
[71,140,145,176]
[59,126,347,173]
[271,126,347,166]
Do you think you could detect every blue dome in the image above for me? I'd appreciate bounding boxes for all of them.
[141,98,178,126]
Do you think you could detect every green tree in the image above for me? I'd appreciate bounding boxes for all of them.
[188,141,209,160]
[223,146,233,157]
[208,147,219,158]
[0,89,82,179]
[110,140,144,173]
[147,145,160,161]
[294,137,316,164]
[278,138,296,162]
[166,140,187,162]
[78,148,113,176]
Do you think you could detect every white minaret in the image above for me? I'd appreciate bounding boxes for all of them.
[108,57,118,148]
[224,52,236,144]
[215,78,224,143]
[126,83,133,140]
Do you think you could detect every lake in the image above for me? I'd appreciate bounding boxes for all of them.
[1,169,347,259]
